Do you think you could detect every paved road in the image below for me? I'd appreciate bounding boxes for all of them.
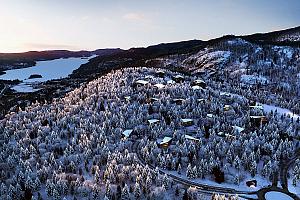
[0,84,8,97]
[280,148,300,191]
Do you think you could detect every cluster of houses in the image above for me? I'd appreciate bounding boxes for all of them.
[0,64,299,199]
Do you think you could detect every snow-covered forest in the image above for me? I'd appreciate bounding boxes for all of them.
[1,37,300,200]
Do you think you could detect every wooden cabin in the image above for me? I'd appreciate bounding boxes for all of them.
[246,180,257,188]
[217,132,236,140]
[191,79,206,88]
[181,118,194,127]
[197,98,206,103]
[172,98,185,105]
[157,136,172,148]
[122,129,133,138]
[148,119,160,125]
[232,126,245,134]
[156,70,165,78]
[250,116,268,127]
[173,75,184,83]
[154,83,165,89]
[185,134,200,142]
[134,80,149,87]
[223,105,231,111]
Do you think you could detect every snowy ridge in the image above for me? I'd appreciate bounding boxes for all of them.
[277,33,300,42]
[182,48,231,73]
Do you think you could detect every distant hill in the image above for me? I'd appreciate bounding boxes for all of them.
[72,26,300,80]
[2,26,299,75]
[242,26,300,46]
[0,48,123,70]
[71,40,205,79]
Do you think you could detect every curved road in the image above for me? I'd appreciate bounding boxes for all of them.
[0,84,8,97]
[132,141,258,200]
[132,140,300,200]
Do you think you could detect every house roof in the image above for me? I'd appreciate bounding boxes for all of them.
[192,85,204,90]
[150,97,159,102]
[232,126,245,133]
[193,79,205,84]
[249,105,264,110]
[185,134,200,141]
[220,92,231,97]
[156,70,165,73]
[181,118,193,123]
[124,96,131,100]
[145,75,154,79]
[250,116,265,119]
[207,114,213,118]
[154,83,165,89]
[148,119,160,125]
[122,129,133,137]
[136,80,149,85]
[157,136,172,145]
[167,80,176,84]
[173,98,185,101]
[174,75,184,79]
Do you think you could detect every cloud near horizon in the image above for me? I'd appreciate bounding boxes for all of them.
[24,43,79,51]
[122,12,147,22]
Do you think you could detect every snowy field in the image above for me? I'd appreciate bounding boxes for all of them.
[263,104,300,119]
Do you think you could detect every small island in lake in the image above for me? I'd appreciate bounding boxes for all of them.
[28,74,43,79]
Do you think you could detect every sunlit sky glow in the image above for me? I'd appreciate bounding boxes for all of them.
[0,0,299,53]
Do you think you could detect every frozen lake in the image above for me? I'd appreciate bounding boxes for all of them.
[0,56,94,92]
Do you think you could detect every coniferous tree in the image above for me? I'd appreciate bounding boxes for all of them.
[121,184,130,200]
[134,182,141,199]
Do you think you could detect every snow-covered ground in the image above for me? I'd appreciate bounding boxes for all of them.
[240,75,269,85]
[263,104,300,119]
[164,170,269,193]
[265,191,293,200]
[288,179,300,196]
[11,83,40,93]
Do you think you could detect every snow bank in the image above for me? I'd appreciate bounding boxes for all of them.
[265,191,293,200]
[263,104,300,119]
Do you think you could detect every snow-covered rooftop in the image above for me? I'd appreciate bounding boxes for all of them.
[249,105,263,110]
[157,136,172,145]
[174,75,184,79]
[181,118,193,123]
[154,83,165,89]
[185,134,200,141]
[167,80,175,84]
[192,85,204,90]
[232,126,245,133]
[207,114,213,118]
[122,129,133,137]
[135,80,149,85]
[148,119,160,125]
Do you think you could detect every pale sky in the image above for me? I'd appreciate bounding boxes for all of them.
[0,0,299,53]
